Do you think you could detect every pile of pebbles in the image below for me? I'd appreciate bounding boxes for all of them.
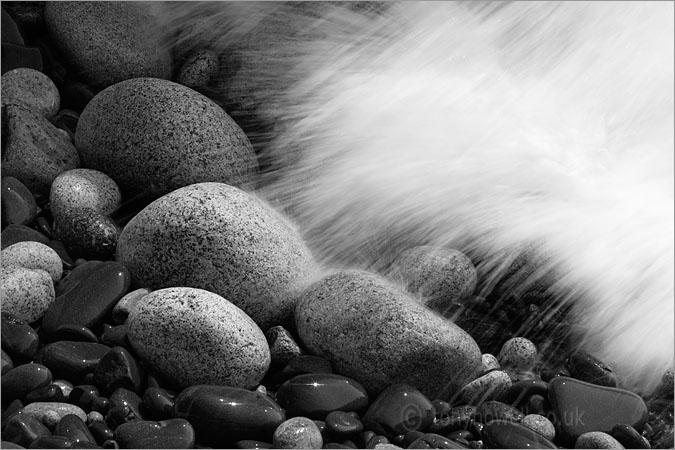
[1,3,673,449]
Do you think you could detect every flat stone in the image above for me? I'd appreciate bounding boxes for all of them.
[277,355,333,384]
[482,420,557,449]
[276,373,369,420]
[53,207,119,261]
[1,224,50,250]
[127,287,270,389]
[1,363,52,401]
[54,260,103,297]
[2,241,63,282]
[503,379,549,409]
[114,418,195,449]
[362,384,434,438]
[99,324,129,348]
[44,2,171,88]
[117,183,316,330]
[49,169,121,222]
[172,384,285,446]
[93,346,144,394]
[273,417,323,449]
[41,261,130,338]
[1,68,60,118]
[0,265,55,323]
[566,351,618,388]
[1,313,39,362]
[456,370,512,405]
[548,377,649,446]
[22,402,87,424]
[1,9,24,45]
[1,176,38,226]
[295,270,482,400]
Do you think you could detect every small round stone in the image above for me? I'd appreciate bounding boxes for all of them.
[1,68,60,118]
[458,369,512,405]
[2,241,63,282]
[273,417,323,449]
[266,325,303,368]
[575,431,625,449]
[522,414,556,441]
[49,168,122,222]
[481,353,500,373]
[0,265,55,323]
[178,48,219,90]
[498,337,537,371]
[326,411,364,437]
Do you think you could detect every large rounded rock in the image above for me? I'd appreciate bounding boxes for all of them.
[295,270,483,399]
[117,183,317,330]
[75,78,258,196]
[44,2,172,88]
[128,287,269,389]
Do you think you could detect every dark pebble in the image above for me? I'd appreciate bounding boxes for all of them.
[323,444,354,449]
[566,350,618,387]
[71,441,103,449]
[2,399,24,429]
[44,325,99,344]
[46,240,75,270]
[1,312,39,362]
[53,207,119,260]
[447,430,474,442]
[36,341,111,380]
[503,379,549,408]
[548,376,649,446]
[277,355,333,383]
[101,439,118,449]
[357,430,378,448]
[142,387,175,420]
[1,224,49,249]
[540,366,570,382]
[365,435,389,448]
[472,401,524,424]
[1,8,24,45]
[523,394,548,416]
[54,260,103,297]
[427,406,475,435]
[612,423,651,449]
[89,421,114,446]
[50,109,79,140]
[99,324,128,348]
[41,261,130,338]
[276,373,369,420]
[91,397,110,415]
[35,217,52,239]
[234,440,273,449]
[93,346,143,394]
[407,433,469,449]
[265,326,303,369]
[362,384,434,438]
[107,388,145,425]
[1,363,52,401]
[482,420,556,449]
[54,414,95,445]
[172,384,285,445]
[1,441,26,449]
[114,418,195,449]
[432,400,451,419]
[2,349,14,375]
[1,176,38,226]
[1,42,43,74]
[326,411,364,437]
[24,383,65,404]
[69,385,100,413]
[28,435,74,449]
[2,414,51,448]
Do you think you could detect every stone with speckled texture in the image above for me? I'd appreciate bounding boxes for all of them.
[75,78,258,196]
[178,49,220,90]
[1,68,60,118]
[2,241,63,282]
[575,432,625,449]
[457,369,512,405]
[117,182,317,330]
[53,207,119,261]
[498,337,538,371]
[127,287,270,389]
[49,169,121,222]
[273,417,323,449]
[0,266,55,323]
[295,270,482,400]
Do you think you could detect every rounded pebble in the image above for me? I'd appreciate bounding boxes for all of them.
[326,411,364,436]
[53,206,119,260]
[76,78,258,196]
[273,417,323,449]
[111,288,151,324]
[127,287,270,389]
[498,337,538,371]
[522,414,556,441]
[22,402,87,424]
[363,384,435,438]
[566,350,618,388]
[0,266,55,323]
[49,168,122,222]
[1,176,38,226]
[113,418,196,449]
[2,241,63,282]
[1,68,60,118]
[1,363,52,401]
[575,431,625,449]
[456,369,512,405]
[178,48,219,89]
[117,182,317,330]
[481,354,500,373]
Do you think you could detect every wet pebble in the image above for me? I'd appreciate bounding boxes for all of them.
[611,424,650,449]
[54,413,95,444]
[427,405,475,436]
[362,384,434,438]
[480,354,500,373]
[92,346,144,394]
[1,68,60,118]
[473,401,524,424]
[46,240,75,270]
[266,325,304,368]
[49,169,121,222]
[53,207,119,260]
[1,224,50,249]
[273,417,323,449]
[275,373,369,420]
[456,369,512,405]
[407,432,468,449]
[2,349,14,375]
[326,411,364,437]
[99,324,129,348]
[2,414,51,448]
[575,431,625,449]
[177,48,219,89]
[24,383,66,404]
[234,440,273,449]
[521,414,556,441]
[566,350,618,388]
[277,355,333,383]
[127,287,270,389]
[142,387,174,420]
[1,176,38,226]
[497,337,537,371]
[29,435,75,449]
[2,363,52,401]
[36,341,111,381]
[22,402,87,424]
[111,288,150,324]
[54,260,103,297]
[0,265,55,323]
[2,241,63,282]
[113,418,195,449]
[1,313,39,362]
[503,378,549,409]
[68,385,101,413]
[89,421,114,446]
[482,420,557,449]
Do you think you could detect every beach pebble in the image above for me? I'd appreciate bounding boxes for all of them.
[22,402,87,424]
[1,313,39,362]
[49,169,121,222]
[1,177,38,226]
[498,337,537,371]
[2,414,51,448]
[295,270,482,399]
[76,78,258,196]
[2,241,63,282]
[481,354,500,373]
[483,420,557,449]
[1,68,60,118]
[142,387,174,420]
[44,2,171,88]
[326,411,364,437]
[522,414,556,441]
[266,326,304,368]
[54,413,95,444]
[53,206,119,260]
[0,265,55,323]
[93,346,144,394]
[127,287,270,389]
[2,104,80,195]
[178,48,220,90]
[1,224,50,250]
[575,432,625,449]
[473,401,524,424]
[363,384,435,438]
[273,417,323,449]
[2,349,14,375]
[117,183,317,330]
[566,350,618,388]
[111,288,151,324]
[611,424,650,449]
[457,369,512,405]
[114,418,195,449]
[387,246,476,314]
[1,363,52,401]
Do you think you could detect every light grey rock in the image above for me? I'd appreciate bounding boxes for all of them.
[522,414,556,442]
[273,417,323,449]
[75,78,258,196]
[178,49,219,90]
[44,1,171,88]
[127,287,270,389]
[0,266,55,323]
[1,68,60,118]
[575,432,625,449]
[457,369,512,405]
[116,182,317,330]
[498,337,538,371]
[22,402,87,425]
[481,353,501,373]
[1,241,63,282]
[295,270,483,399]
[49,169,122,222]
[266,326,304,368]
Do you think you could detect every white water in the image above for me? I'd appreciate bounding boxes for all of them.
[151,1,674,392]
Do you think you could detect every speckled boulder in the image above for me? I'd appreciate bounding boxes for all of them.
[387,246,477,315]
[1,242,63,282]
[127,287,270,389]
[44,1,171,88]
[49,169,121,222]
[1,68,60,118]
[1,266,55,323]
[75,78,258,196]
[117,182,317,330]
[2,104,80,196]
[295,270,483,399]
